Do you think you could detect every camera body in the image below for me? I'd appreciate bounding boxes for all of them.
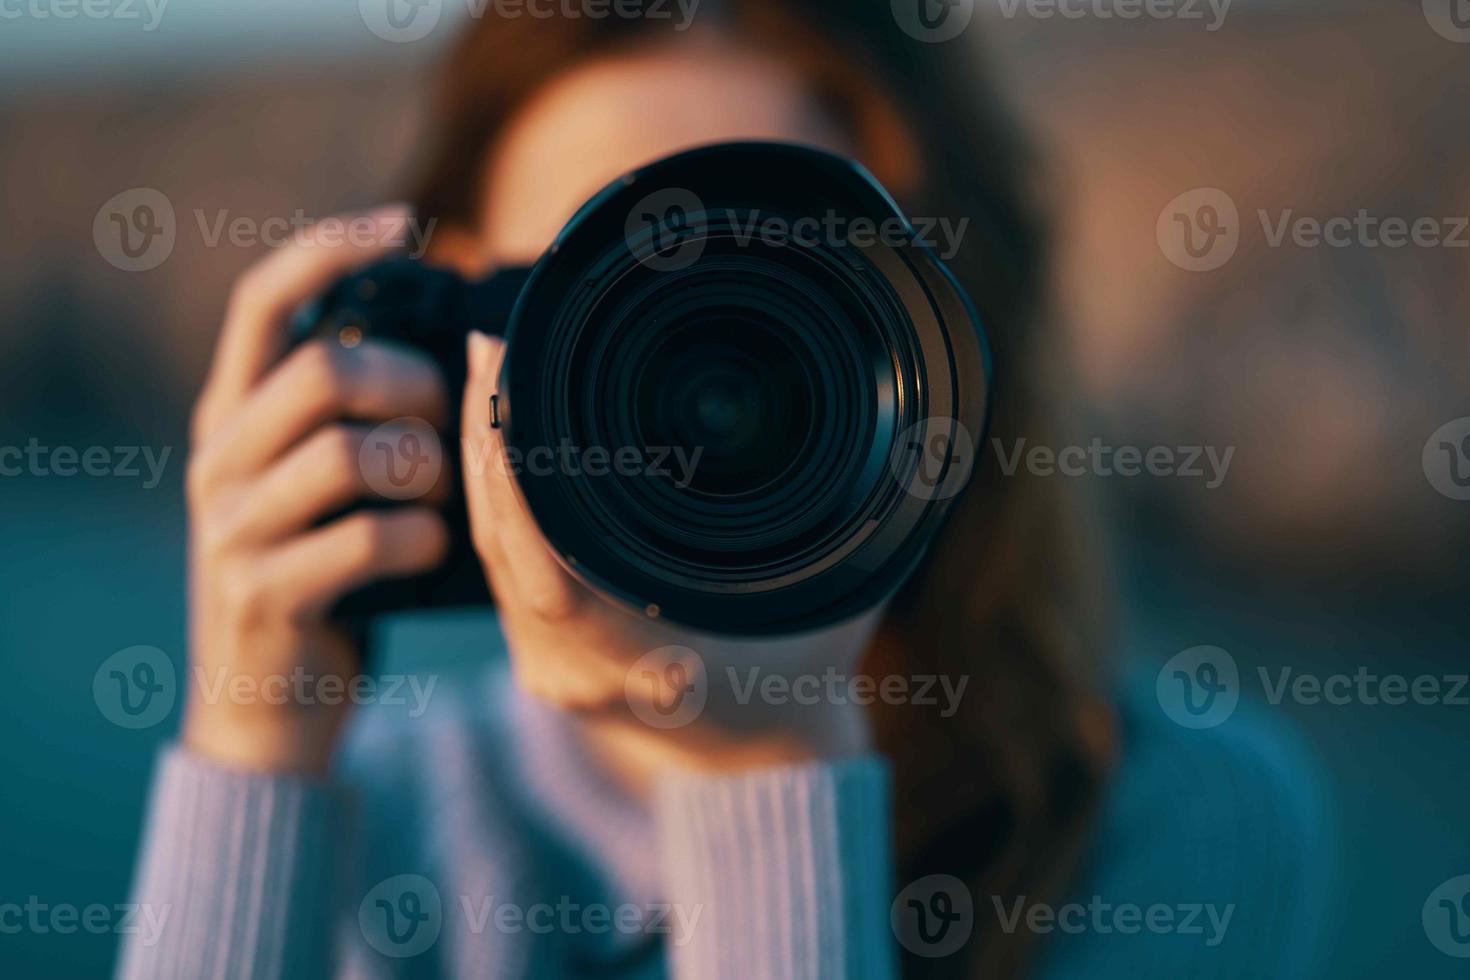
[294,142,991,636]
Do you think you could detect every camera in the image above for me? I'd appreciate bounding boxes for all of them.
[293,142,990,636]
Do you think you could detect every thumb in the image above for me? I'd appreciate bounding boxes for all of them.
[462,329,507,572]
[461,330,582,621]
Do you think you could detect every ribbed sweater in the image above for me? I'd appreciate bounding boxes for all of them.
[117,649,1333,979]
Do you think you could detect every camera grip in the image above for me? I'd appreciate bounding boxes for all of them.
[288,258,531,626]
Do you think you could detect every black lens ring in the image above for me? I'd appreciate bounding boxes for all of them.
[580,251,873,534]
[496,142,991,634]
[558,235,908,577]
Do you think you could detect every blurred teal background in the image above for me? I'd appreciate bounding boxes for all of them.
[2,1,1469,976]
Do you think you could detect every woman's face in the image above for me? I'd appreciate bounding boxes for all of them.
[433,39,888,729]
[470,38,855,269]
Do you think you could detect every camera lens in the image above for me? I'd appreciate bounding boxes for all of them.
[566,245,892,579]
[638,316,811,496]
[497,143,988,635]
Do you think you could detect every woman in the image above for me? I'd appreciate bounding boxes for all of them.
[119,3,1329,977]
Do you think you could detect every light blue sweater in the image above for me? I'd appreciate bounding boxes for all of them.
[117,640,1334,979]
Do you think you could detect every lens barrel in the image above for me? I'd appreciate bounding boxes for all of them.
[497,142,989,635]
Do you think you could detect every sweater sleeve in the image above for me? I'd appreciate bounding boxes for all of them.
[654,755,897,980]
[116,747,345,980]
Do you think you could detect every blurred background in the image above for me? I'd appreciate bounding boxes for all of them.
[1,0,1467,975]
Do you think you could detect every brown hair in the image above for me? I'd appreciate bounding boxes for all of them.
[410,4,1115,975]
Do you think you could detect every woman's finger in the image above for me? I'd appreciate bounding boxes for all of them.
[196,204,417,438]
[462,330,583,621]
[191,339,448,496]
[210,421,451,551]
[256,508,448,620]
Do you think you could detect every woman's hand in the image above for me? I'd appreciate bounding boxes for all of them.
[182,208,451,776]
[461,330,880,786]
